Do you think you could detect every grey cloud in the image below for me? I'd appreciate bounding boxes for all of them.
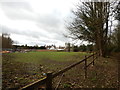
[1,25,69,46]
[1,25,68,43]
[0,0,70,46]
[0,1,63,32]
[28,37,61,46]
[0,1,34,20]
[0,1,32,11]
[1,25,48,39]
[36,14,62,29]
[36,21,69,42]
[0,0,63,26]
[36,23,68,42]
[36,13,64,35]
[51,32,69,42]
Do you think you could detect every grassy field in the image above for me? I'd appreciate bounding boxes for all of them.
[2,51,118,89]
[8,51,88,62]
[2,51,89,89]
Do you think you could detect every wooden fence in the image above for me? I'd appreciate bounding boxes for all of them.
[20,52,100,90]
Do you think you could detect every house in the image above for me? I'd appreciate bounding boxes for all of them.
[46,45,65,51]
[46,45,56,50]
[49,46,56,50]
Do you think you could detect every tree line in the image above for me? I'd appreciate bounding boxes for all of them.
[1,33,47,50]
[13,45,46,50]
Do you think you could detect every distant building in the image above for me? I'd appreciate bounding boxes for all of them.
[46,45,56,50]
[46,45,65,51]
[56,46,65,51]
[49,45,56,50]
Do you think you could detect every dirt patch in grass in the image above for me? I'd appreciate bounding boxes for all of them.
[2,52,119,89]
[2,55,43,89]
[52,54,119,89]
[2,53,81,89]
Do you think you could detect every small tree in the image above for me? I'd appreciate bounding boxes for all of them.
[1,33,13,49]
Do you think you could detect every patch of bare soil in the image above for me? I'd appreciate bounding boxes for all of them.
[2,54,75,89]
[2,53,119,89]
[52,54,119,89]
[2,55,44,89]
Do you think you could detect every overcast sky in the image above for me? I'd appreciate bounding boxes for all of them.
[0,0,79,46]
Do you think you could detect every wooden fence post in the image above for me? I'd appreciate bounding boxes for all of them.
[96,52,98,60]
[93,53,94,65]
[84,55,87,78]
[46,72,53,90]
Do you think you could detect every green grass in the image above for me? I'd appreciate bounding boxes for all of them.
[3,51,89,75]
[2,51,91,89]
[2,51,118,89]
[6,51,88,63]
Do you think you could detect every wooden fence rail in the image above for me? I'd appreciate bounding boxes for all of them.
[20,52,99,90]
[21,77,46,90]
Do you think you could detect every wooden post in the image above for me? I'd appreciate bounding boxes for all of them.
[84,55,87,78]
[96,52,98,60]
[93,53,94,65]
[98,52,100,60]
[46,72,52,90]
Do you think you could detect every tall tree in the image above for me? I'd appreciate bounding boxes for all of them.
[116,1,120,51]
[111,1,120,51]
[67,1,111,57]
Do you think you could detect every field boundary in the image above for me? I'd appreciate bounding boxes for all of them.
[20,52,100,90]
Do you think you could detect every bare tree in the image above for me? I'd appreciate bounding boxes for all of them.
[66,1,113,57]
